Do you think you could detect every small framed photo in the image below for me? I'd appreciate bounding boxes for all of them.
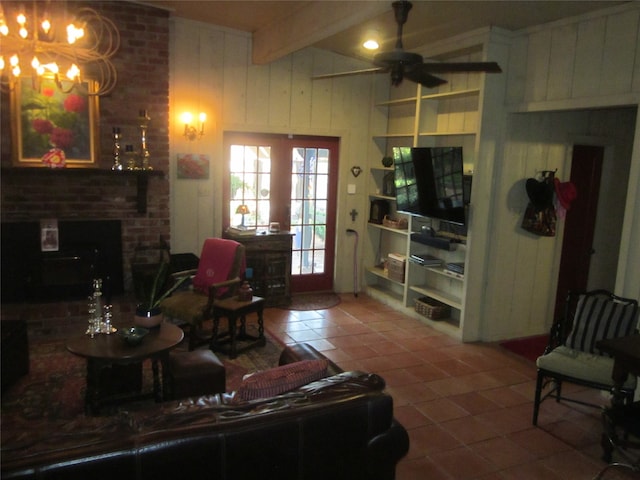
[177,153,210,179]
[40,219,59,252]
[11,77,99,167]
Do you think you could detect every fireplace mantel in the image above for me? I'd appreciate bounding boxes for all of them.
[1,168,164,214]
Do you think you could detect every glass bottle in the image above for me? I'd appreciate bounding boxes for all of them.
[92,278,103,332]
[86,295,97,337]
[102,304,114,334]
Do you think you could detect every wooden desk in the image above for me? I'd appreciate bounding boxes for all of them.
[67,322,184,414]
[597,334,640,405]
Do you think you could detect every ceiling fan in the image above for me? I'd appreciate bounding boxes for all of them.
[313,0,502,88]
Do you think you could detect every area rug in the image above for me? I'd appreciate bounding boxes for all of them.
[499,334,549,363]
[283,292,341,311]
[0,326,283,428]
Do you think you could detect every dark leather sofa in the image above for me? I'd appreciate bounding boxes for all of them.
[2,343,409,480]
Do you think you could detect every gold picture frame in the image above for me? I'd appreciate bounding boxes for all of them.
[11,77,99,167]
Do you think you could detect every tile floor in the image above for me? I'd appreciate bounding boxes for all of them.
[262,293,637,480]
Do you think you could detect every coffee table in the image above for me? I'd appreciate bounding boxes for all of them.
[67,322,183,415]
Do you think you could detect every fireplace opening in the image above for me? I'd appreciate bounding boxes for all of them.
[1,220,124,303]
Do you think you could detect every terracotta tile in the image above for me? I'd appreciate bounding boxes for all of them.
[479,386,532,408]
[386,382,441,406]
[405,424,462,457]
[507,427,572,459]
[441,416,501,444]
[471,436,537,469]
[285,329,323,342]
[429,446,497,479]
[395,456,451,480]
[416,397,470,423]
[369,340,408,355]
[432,359,481,376]
[394,404,433,429]
[404,363,450,382]
[498,459,564,480]
[450,391,502,415]
[339,344,379,359]
[382,368,422,386]
[260,293,616,479]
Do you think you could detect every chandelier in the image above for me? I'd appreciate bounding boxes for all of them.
[0,2,120,96]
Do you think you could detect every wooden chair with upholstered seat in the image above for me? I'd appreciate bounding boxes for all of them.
[161,238,245,350]
[532,289,639,426]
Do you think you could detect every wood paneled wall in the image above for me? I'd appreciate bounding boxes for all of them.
[476,3,640,340]
[168,18,388,293]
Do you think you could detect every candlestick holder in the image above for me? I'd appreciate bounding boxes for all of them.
[138,110,152,170]
[111,128,123,171]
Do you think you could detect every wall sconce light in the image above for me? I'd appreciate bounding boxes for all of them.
[180,111,206,141]
[235,204,250,229]
[362,30,380,50]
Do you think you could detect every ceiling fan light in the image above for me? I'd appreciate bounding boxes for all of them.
[362,30,379,50]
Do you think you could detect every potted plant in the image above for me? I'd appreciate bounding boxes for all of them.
[134,261,190,328]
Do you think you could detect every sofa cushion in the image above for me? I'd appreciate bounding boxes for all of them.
[537,345,637,388]
[236,359,329,401]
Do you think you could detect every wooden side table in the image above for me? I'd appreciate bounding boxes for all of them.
[210,296,266,359]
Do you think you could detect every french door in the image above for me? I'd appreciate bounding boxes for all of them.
[223,132,339,293]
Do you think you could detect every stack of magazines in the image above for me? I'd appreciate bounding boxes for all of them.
[445,262,465,275]
[409,254,442,266]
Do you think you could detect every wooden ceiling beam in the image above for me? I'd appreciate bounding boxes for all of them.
[252,1,389,65]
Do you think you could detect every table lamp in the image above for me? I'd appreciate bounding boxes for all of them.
[236,204,250,229]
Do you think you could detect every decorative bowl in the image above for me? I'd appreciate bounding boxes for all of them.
[117,326,149,346]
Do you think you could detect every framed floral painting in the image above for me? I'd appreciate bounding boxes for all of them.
[11,77,99,167]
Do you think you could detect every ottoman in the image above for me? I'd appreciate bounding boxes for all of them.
[166,349,226,400]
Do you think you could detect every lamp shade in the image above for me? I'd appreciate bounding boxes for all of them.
[236,204,250,215]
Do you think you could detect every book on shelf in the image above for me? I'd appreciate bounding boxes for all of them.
[445,262,465,274]
[409,253,442,266]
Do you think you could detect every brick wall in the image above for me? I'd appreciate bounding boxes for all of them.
[0,1,170,292]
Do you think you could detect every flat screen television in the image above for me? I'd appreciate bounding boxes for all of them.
[393,146,470,225]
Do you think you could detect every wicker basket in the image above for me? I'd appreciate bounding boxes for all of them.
[382,215,408,230]
[414,296,451,320]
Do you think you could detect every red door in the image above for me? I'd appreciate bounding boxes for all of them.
[554,145,603,320]
[224,133,339,294]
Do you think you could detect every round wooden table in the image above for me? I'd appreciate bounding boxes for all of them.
[67,322,184,415]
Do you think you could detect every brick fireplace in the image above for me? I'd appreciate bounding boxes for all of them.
[0,1,171,307]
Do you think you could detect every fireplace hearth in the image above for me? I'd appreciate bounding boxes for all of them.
[1,220,124,303]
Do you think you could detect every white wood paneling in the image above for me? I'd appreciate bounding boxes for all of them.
[169,18,379,295]
[572,17,606,99]
[600,10,639,95]
[547,24,577,101]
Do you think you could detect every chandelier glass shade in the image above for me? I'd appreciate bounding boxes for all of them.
[0,2,120,96]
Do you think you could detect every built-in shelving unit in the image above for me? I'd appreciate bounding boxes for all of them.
[365,58,486,339]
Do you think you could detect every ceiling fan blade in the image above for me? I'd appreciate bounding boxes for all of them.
[312,67,387,80]
[404,67,447,88]
[421,62,502,73]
